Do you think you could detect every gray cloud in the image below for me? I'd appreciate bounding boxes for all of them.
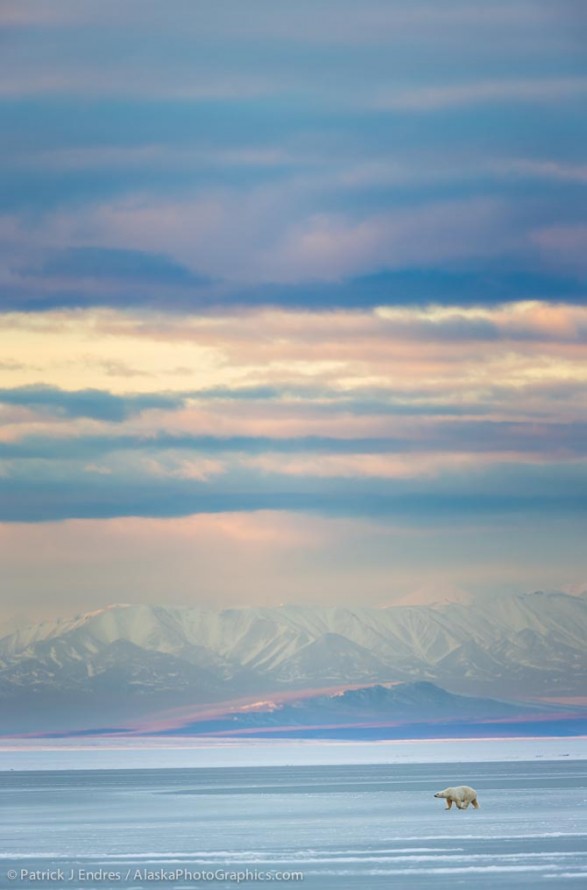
[0,386,183,422]
[2,421,586,462]
[0,458,585,524]
[36,247,211,287]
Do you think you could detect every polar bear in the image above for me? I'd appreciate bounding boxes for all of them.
[434,786,479,810]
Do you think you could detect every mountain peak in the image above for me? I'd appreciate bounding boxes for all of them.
[77,603,133,620]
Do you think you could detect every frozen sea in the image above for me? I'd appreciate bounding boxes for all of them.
[0,738,586,889]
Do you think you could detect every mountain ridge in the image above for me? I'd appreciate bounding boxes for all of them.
[158,679,565,738]
[1,592,586,733]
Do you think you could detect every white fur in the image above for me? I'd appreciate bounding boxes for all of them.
[434,785,479,810]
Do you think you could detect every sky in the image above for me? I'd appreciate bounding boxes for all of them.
[0,0,586,629]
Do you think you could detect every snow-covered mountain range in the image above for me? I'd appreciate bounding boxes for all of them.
[1,592,586,732]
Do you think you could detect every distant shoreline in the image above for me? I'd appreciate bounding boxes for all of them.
[0,736,585,771]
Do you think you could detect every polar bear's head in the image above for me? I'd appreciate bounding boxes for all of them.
[434,789,449,798]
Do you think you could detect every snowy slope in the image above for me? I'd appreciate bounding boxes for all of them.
[166,681,552,737]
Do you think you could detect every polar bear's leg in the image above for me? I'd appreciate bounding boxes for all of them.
[460,801,470,809]
[445,799,453,810]
[472,799,480,809]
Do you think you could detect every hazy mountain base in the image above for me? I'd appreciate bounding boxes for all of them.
[150,682,586,740]
[4,679,586,738]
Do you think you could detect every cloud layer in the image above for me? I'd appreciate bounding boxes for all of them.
[0,0,585,310]
[0,304,585,525]
[0,2,585,623]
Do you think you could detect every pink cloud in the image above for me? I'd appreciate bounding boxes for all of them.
[243,452,489,480]
[1,303,585,450]
[27,187,511,284]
